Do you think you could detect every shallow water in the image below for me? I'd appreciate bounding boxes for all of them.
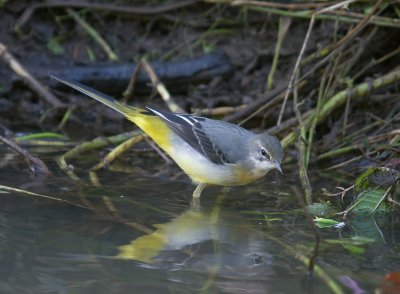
[0,147,399,293]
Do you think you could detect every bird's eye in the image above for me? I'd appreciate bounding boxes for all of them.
[260,148,269,159]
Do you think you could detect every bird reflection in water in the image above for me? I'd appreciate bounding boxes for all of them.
[116,197,275,293]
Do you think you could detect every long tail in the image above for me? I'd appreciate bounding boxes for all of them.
[50,75,172,151]
[50,75,138,116]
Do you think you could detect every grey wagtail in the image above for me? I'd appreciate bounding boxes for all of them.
[51,75,283,198]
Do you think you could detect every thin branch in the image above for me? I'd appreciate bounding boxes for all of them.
[0,43,64,108]
[141,60,184,113]
[277,13,315,125]
[281,68,400,148]
[66,8,119,61]
[230,0,341,10]
[0,185,90,210]
[16,0,200,29]
[0,135,50,175]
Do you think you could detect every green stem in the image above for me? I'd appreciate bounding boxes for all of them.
[266,16,290,91]
[211,1,400,28]
[66,8,119,61]
[317,146,360,161]
[61,131,140,161]
[282,69,400,148]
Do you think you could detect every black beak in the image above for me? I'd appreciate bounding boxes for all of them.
[274,161,283,174]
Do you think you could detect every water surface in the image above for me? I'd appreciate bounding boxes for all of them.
[0,148,399,293]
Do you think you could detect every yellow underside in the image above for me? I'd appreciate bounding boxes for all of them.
[123,108,265,186]
[126,112,173,153]
[124,109,221,184]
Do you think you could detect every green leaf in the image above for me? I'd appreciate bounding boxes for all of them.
[314,217,344,228]
[327,236,374,246]
[354,167,376,192]
[349,214,388,241]
[326,236,374,254]
[347,187,389,215]
[15,132,68,141]
[307,201,338,217]
[341,243,365,255]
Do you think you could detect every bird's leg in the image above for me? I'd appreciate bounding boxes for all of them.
[193,183,207,198]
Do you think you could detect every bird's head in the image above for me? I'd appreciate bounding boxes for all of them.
[248,133,283,174]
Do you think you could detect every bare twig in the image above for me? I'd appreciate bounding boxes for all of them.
[123,62,143,103]
[230,0,340,10]
[0,185,89,210]
[60,131,140,160]
[0,135,50,175]
[193,105,245,116]
[267,110,312,135]
[226,51,334,125]
[141,60,184,113]
[266,16,291,91]
[327,185,355,202]
[91,134,145,171]
[354,46,400,80]
[224,84,287,123]
[277,13,315,125]
[321,0,384,53]
[281,68,400,148]
[0,43,63,107]
[388,193,400,207]
[66,8,119,61]
[16,0,200,29]
[317,128,400,162]
[0,184,156,235]
[323,152,374,171]
[218,0,400,28]
[316,0,357,14]
[293,71,312,203]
